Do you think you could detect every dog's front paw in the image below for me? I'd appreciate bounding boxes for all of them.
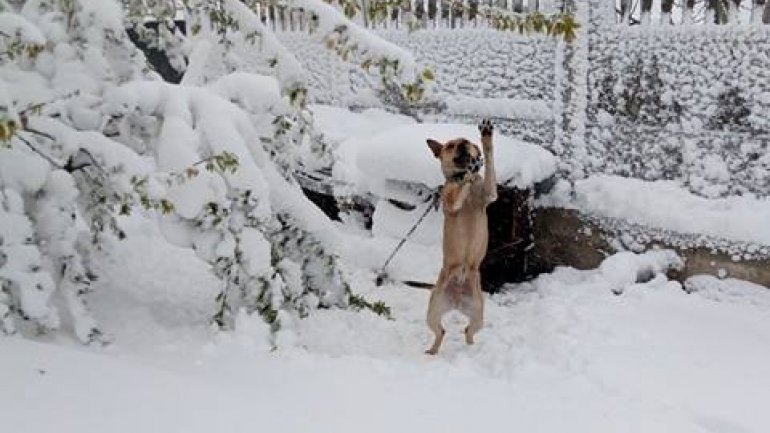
[478,119,493,137]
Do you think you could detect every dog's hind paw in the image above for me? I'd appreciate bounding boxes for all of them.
[478,119,493,137]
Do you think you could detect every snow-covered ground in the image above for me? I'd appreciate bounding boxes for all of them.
[3,106,770,433]
[3,216,770,433]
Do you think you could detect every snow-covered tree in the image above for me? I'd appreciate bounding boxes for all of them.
[764,0,770,24]
[1,0,571,343]
[0,0,392,343]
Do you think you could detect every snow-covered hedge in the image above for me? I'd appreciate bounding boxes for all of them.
[585,24,770,198]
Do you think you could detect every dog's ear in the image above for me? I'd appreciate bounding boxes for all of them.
[427,139,443,158]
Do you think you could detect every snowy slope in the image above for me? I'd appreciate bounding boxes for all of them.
[2,216,770,433]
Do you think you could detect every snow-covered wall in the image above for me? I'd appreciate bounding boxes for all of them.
[278,29,557,145]
[585,22,770,197]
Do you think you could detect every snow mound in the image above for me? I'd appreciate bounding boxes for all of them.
[338,123,556,191]
[597,250,684,295]
[685,274,770,310]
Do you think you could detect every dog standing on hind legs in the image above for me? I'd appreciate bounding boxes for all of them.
[425,119,497,355]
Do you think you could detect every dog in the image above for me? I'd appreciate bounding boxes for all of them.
[424,119,497,355]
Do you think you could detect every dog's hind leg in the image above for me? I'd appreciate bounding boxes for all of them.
[425,272,449,355]
[463,271,484,345]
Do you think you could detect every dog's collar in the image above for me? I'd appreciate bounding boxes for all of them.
[447,156,483,183]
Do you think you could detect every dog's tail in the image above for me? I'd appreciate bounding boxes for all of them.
[403,280,433,289]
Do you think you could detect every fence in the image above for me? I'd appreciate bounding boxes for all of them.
[254,0,555,31]
[614,0,770,26]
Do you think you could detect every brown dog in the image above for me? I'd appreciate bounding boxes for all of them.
[424,119,497,355]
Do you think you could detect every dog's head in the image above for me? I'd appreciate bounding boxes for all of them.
[427,138,482,180]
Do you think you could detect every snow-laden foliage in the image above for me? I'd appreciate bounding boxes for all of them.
[0,0,388,344]
[0,0,154,343]
[123,0,438,109]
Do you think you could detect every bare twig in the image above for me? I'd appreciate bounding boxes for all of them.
[23,127,56,141]
[13,133,64,169]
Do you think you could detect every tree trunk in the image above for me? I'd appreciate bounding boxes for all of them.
[618,0,631,24]
[661,0,674,24]
[682,0,695,24]
[752,0,765,23]
[640,0,653,25]
[725,0,741,23]
[707,0,728,24]
[765,0,770,23]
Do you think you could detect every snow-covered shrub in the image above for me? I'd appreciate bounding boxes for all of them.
[585,14,770,197]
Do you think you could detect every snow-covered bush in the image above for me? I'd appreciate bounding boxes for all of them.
[0,0,390,343]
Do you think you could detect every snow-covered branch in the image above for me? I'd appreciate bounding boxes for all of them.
[222,0,307,93]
